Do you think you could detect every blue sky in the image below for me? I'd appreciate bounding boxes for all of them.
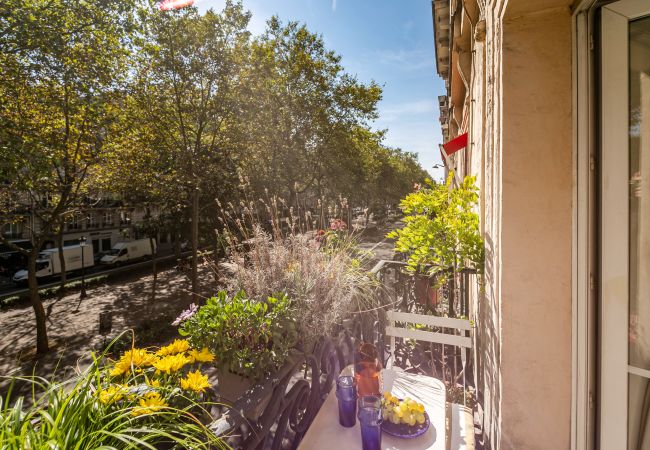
[200,0,446,180]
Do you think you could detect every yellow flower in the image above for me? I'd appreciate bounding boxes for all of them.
[157,339,190,357]
[98,385,127,405]
[153,354,192,374]
[188,347,215,363]
[146,378,161,388]
[110,348,157,377]
[180,370,211,393]
[131,392,168,416]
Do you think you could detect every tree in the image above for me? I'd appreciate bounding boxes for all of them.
[240,18,382,204]
[0,0,137,353]
[124,1,251,299]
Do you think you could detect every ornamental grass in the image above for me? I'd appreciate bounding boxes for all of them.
[212,190,384,348]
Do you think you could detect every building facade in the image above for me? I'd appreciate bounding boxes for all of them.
[1,196,171,259]
[432,0,650,449]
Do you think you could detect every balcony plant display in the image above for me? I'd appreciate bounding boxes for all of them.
[0,336,226,450]
[388,172,484,315]
[215,195,382,352]
[177,290,297,404]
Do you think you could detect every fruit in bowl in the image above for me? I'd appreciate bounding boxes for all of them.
[381,392,426,426]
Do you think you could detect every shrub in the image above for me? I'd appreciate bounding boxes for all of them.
[388,172,484,276]
[178,290,297,380]
[0,334,226,449]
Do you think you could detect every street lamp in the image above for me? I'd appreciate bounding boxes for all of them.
[79,237,87,299]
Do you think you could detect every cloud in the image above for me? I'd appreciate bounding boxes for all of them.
[375,48,435,71]
[379,99,437,122]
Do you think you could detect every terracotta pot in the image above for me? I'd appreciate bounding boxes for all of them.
[414,275,439,307]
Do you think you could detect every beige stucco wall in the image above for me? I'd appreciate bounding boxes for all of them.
[499,5,573,449]
[465,2,574,449]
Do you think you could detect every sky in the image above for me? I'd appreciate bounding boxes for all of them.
[199,0,446,180]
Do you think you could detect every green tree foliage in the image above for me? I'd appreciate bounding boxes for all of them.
[107,1,250,298]
[388,172,484,276]
[238,18,428,207]
[0,0,138,353]
[0,0,430,355]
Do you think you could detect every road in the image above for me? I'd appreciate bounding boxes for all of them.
[0,250,199,301]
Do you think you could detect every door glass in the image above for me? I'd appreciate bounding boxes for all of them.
[628,14,650,450]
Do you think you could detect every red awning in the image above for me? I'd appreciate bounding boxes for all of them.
[442,132,468,156]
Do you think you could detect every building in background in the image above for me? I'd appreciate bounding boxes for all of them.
[432,0,650,449]
[1,194,174,273]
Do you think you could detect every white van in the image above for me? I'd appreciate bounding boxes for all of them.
[13,245,94,283]
[100,239,156,266]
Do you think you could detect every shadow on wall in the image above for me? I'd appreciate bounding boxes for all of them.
[475,233,500,450]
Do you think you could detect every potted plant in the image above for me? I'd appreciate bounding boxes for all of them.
[176,290,297,409]
[388,172,484,316]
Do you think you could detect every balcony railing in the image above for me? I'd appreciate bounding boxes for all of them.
[209,260,479,449]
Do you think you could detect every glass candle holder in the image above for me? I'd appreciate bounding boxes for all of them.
[336,375,357,427]
[358,395,383,450]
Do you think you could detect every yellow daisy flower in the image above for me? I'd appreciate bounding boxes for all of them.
[146,377,161,388]
[188,347,215,363]
[153,354,192,374]
[131,392,168,416]
[157,339,190,357]
[98,384,127,405]
[180,370,211,393]
[110,348,157,377]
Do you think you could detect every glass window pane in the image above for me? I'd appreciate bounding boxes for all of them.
[629,14,650,450]
[629,15,650,372]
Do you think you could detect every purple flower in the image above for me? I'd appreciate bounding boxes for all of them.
[172,303,198,326]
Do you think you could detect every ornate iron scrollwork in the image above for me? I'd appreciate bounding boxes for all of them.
[210,334,355,450]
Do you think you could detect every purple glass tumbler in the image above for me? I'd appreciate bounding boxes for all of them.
[336,375,357,427]
[358,395,382,450]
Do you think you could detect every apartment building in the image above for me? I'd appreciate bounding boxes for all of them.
[433,0,650,448]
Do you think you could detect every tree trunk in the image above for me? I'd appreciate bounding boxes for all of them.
[150,235,157,304]
[57,224,66,299]
[191,186,199,300]
[174,226,181,260]
[28,248,49,354]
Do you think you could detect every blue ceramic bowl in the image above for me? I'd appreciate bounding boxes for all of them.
[381,410,430,438]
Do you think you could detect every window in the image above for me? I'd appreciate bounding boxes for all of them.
[92,239,99,254]
[88,214,97,229]
[1,223,21,238]
[67,215,80,231]
[120,212,131,226]
[101,238,112,251]
[104,212,113,227]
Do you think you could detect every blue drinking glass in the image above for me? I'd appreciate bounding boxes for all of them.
[358,395,382,450]
[336,375,357,427]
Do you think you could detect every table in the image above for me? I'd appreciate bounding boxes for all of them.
[298,367,447,450]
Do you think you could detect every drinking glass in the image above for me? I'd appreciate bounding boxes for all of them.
[358,395,383,450]
[335,375,357,427]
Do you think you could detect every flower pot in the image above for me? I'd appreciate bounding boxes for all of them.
[214,366,271,420]
[414,275,439,308]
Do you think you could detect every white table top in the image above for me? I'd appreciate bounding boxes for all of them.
[299,367,447,450]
